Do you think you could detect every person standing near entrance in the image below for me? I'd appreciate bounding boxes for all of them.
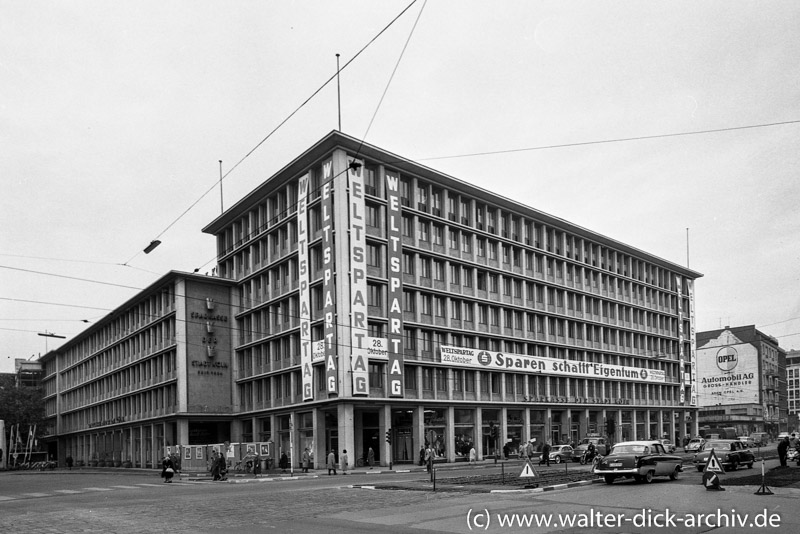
[327,449,337,475]
[341,449,349,475]
[367,446,375,469]
[302,448,311,473]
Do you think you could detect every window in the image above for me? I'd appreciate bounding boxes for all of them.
[477,238,486,257]
[402,215,413,237]
[418,220,429,241]
[403,253,415,275]
[366,204,380,228]
[461,232,472,253]
[368,284,383,308]
[423,368,434,390]
[420,295,432,316]
[369,363,385,388]
[433,224,443,245]
[420,257,431,278]
[367,244,381,268]
[403,290,416,313]
[434,260,445,281]
[449,264,460,285]
[436,368,447,390]
[451,299,462,320]
[463,266,473,288]
[449,229,458,249]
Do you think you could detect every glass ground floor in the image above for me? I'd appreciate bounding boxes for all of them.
[49,403,698,470]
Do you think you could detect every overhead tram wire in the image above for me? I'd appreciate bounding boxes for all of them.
[414,119,800,162]
[354,0,427,161]
[122,0,420,268]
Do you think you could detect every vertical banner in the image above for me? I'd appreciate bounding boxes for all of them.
[349,159,369,395]
[385,170,405,397]
[676,276,685,405]
[298,173,313,401]
[321,158,338,396]
[0,419,6,470]
[688,279,697,406]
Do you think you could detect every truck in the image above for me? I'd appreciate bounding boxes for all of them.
[700,427,737,440]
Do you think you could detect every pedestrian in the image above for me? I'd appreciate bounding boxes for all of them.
[367,446,375,469]
[502,442,510,460]
[469,446,477,465]
[161,454,175,483]
[253,452,261,478]
[327,449,337,475]
[425,446,433,473]
[341,449,349,475]
[778,436,789,467]
[539,441,551,466]
[790,433,798,450]
[66,455,74,470]
[279,452,289,473]
[302,448,311,473]
[419,446,426,466]
[211,450,221,481]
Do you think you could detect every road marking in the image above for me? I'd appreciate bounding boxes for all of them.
[0,496,17,501]
[83,487,113,491]
[21,493,50,497]
[109,485,142,489]
[54,490,83,494]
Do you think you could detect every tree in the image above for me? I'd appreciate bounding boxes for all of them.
[0,375,46,433]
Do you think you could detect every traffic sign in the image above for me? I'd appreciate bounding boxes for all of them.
[704,449,725,473]
[519,461,537,478]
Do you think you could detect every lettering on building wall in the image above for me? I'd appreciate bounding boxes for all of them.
[298,173,313,401]
[321,158,338,395]
[385,170,404,397]
[440,346,667,383]
[348,159,369,395]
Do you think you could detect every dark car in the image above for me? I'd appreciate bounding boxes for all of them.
[592,441,683,484]
[692,439,755,471]
[572,435,609,461]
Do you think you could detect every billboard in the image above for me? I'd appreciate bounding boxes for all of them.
[697,338,759,406]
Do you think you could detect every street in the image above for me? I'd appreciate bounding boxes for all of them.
[2,451,799,534]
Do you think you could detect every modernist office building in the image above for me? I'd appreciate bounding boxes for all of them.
[41,131,702,468]
[696,325,787,437]
[787,349,800,432]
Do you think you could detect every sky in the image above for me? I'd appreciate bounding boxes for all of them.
[2,0,799,374]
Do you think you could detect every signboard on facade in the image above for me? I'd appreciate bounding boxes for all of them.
[321,157,338,396]
[348,159,369,396]
[697,336,759,406]
[298,173,313,401]
[384,169,404,397]
[440,346,667,383]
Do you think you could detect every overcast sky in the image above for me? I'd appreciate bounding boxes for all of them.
[2,1,799,374]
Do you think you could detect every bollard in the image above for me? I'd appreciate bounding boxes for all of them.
[433,467,436,492]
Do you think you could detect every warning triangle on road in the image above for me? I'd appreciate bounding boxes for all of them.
[704,449,725,474]
[520,461,538,478]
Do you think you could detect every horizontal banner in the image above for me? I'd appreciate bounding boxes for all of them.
[440,346,666,383]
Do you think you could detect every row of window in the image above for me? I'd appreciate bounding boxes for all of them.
[60,384,177,434]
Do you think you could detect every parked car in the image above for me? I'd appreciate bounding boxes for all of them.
[692,440,755,471]
[660,440,677,453]
[572,435,609,461]
[592,441,683,484]
[549,445,574,463]
[684,438,705,453]
[738,436,756,448]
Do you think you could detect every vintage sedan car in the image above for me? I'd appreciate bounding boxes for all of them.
[572,435,609,460]
[549,445,574,463]
[592,441,683,484]
[738,436,756,448]
[692,440,755,471]
[684,437,705,453]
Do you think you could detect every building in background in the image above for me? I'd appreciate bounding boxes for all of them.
[787,349,800,433]
[39,131,703,468]
[39,272,235,467]
[696,325,787,437]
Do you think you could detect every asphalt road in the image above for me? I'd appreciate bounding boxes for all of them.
[2,449,798,534]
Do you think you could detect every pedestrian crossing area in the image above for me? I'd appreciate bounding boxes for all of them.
[0,482,194,502]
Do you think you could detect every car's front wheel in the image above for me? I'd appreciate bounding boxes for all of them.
[555,456,562,464]
[696,466,704,472]
[643,470,654,483]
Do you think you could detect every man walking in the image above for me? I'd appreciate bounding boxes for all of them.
[539,441,551,466]
[778,436,789,467]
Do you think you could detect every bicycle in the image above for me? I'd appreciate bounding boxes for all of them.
[233,453,259,474]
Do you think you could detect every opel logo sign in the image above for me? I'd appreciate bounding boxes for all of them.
[716,347,738,371]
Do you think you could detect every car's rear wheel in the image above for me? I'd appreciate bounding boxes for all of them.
[604,475,615,485]
[729,460,738,471]
[696,466,704,472]
[746,462,753,469]
[669,466,680,480]
[555,456,562,464]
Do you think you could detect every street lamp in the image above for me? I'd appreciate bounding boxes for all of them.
[38,330,66,352]
[143,240,161,254]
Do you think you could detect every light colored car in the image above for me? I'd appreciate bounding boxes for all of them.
[738,436,755,448]
[660,440,676,453]
[549,445,574,463]
[684,438,705,453]
[592,441,683,484]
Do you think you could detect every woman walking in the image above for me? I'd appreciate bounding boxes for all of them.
[161,455,175,483]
